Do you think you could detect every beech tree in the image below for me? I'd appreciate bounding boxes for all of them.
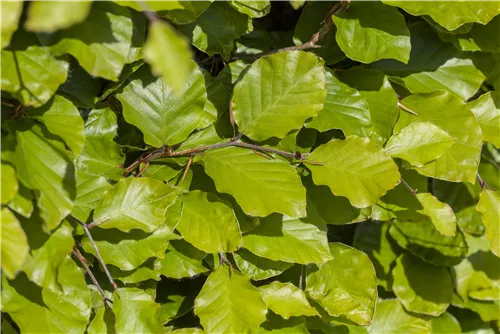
[1,1,499,333]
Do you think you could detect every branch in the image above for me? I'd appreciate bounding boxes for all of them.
[72,248,112,308]
[228,1,347,62]
[400,178,417,196]
[123,134,319,176]
[68,215,118,293]
[397,102,418,116]
[477,174,497,191]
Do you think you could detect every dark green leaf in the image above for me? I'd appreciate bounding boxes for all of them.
[332,1,411,64]
[393,254,453,316]
[389,220,468,266]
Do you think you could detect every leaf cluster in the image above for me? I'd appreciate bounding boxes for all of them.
[1,1,500,333]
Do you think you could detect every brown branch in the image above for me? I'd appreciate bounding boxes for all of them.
[68,215,118,293]
[180,155,194,184]
[123,134,322,176]
[477,174,497,191]
[72,248,112,308]
[400,178,417,196]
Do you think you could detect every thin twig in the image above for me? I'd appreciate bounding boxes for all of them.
[67,215,118,293]
[400,178,417,196]
[397,102,418,116]
[229,100,236,140]
[72,248,112,308]
[299,265,304,290]
[477,174,497,191]
[123,134,318,176]
[180,155,194,184]
[228,1,346,62]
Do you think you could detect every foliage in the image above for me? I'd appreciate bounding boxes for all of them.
[1,1,499,333]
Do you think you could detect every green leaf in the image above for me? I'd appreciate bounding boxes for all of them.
[228,1,270,18]
[382,1,500,30]
[233,249,292,281]
[50,2,133,81]
[340,67,399,145]
[117,63,211,148]
[176,190,241,253]
[435,16,500,53]
[395,91,482,183]
[179,2,252,60]
[2,120,75,230]
[25,1,92,32]
[202,147,306,218]
[306,243,377,325]
[75,137,124,181]
[71,170,112,222]
[457,206,485,237]
[143,20,193,94]
[260,282,318,319]
[1,208,28,279]
[160,1,213,25]
[452,294,500,322]
[232,50,326,141]
[393,253,453,316]
[1,44,68,107]
[366,299,431,334]
[155,239,208,279]
[385,122,455,168]
[453,250,500,301]
[242,214,332,264]
[257,314,309,334]
[93,177,178,232]
[113,1,184,12]
[476,190,500,257]
[58,59,102,109]
[7,183,34,219]
[373,22,494,101]
[113,288,163,334]
[308,136,400,208]
[416,193,457,236]
[82,222,179,271]
[1,0,23,49]
[84,107,118,140]
[2,256,91,334]
[304,175,367,225]
[293,1,346,65]
[30,95,85,155]
[88,307,116,334]
[389,220,468,266]
[431,312,462,334]
[332,1,411,64]
[469,91,500,148]
[20,218,74,290]
[306,68,371,137]
[1,163,18,205]
[353,222,401,291]
[194,265,267,333]
[290,0,305,10]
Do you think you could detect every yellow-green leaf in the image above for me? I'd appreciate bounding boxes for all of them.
[25,1,93,32]
[143,20,193,94]
[1,208,28,279]
[308,136,401,208]
[417,193,457,236]
[385,122,454,167]
[477,190,500,257]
